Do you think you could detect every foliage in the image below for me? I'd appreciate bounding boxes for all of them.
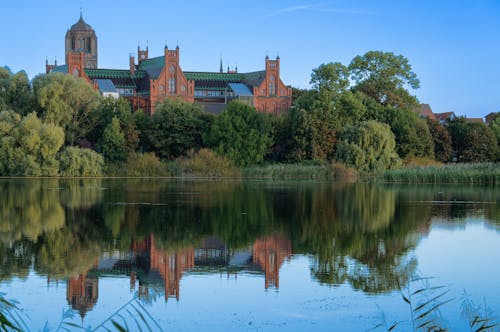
[277,106,337,162]
[33,72,101,145]
[58,147,104,176]
[141,99,212,159]
[490,116,500,155]
[386,108,434,159]
[427,119,453,162]
[87,97,139,152]
[448,117,498,162]
[461,122,498,162]
[310,62,350,109]
[208,101,272,166]
[349,51,420,109]
[0,293,27,331]
[106,152,170,177]
[382,163,499,185]
[175,148,239,177]
[461,291,499,332]
[101,117,127,162]
[0,111,64,176]
[0,67,34,116]
[335,120,401,173]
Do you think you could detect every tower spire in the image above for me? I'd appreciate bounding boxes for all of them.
[219,57,223,73]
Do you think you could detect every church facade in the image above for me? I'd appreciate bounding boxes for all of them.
[46,15,292,115]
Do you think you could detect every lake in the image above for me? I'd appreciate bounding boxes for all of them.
[0,179,499,331]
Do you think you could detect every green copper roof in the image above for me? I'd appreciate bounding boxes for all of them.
[51,65,68,73]
[84,68,145,79]
[184,72,243,82]
[137,56,164,79]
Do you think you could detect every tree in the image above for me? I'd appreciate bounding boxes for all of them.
[101,117,126,162]
[0,111,64,176]
[489,115,500,157]
[310,62,350,107]
[7,70,33,115]
[33,73,101,145]
[87,97,139,152]
[349,51,419,109]
[427,119,452,162]
[335,120,401,172]
[142,99,212,159]
[208,101,272,166]
[386,109,434,159]
[448,117,498,162]
[462,122,498,162]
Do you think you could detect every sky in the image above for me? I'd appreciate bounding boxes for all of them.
[0,0,499,118]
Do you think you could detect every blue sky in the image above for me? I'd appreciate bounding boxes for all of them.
[1,0,499,118]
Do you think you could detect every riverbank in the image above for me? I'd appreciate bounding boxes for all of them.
[381,163,499,185]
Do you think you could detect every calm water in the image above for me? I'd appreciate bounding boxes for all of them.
[0,179,499,331]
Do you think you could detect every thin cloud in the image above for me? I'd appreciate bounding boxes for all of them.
[265,3,376,18]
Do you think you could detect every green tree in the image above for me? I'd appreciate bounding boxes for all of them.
[489,115,500,158]
[88,97,139,152]
[349,51,420,109]
[208,101,272,166]
[58,147,104,176]
[7,70,33,115]
[335,120,401,172]
[101,117,126,162]
[0,111,64,176]
[142,99,212,159]
[427,119,452,162]
[33,73,101,145]
[448,117,498,162]
[386,108,434,159]
[462,122,498,162]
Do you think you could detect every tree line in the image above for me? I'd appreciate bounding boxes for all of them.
[1,51,498,176]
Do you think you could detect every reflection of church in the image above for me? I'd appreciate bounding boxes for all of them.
[65,234,292,317]
[66,274,98,319]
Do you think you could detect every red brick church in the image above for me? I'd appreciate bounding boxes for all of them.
[46,14,292,115]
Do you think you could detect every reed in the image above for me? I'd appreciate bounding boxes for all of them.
[242,162,334,180]
[382,163,499,185]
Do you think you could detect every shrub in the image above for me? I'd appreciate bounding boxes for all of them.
[176,149,239,177]
[58,147,104,176]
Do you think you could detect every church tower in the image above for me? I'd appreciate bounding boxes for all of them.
[65,13,98,69]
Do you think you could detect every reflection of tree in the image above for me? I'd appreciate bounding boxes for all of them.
[0,178,498,298]
[308,183,432,293]
[0,179,65,242]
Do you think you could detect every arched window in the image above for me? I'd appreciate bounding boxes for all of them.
[72,68,80,77]
[169,77,176,93]
[269,75,276,96]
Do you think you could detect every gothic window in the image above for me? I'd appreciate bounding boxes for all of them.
[72,68,79,77]
[72,37,75,50]
[269,75,276,96]
[168,77,176,93]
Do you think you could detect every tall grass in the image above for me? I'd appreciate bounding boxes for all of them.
[382,163,499,185]
[242,162,359,180]
[242,162,333,180]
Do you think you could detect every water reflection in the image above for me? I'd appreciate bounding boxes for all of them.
[0,179,498,326]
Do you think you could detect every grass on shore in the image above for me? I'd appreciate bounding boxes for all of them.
[242,162,357,181]
[382,163,499,185]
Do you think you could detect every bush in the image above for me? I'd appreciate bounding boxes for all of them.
[176,149,239,177]
[58,147,104,176]
[105,152,170,177]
